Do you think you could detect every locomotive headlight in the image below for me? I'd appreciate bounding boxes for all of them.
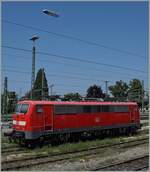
[18,121,26,126]
[13,120,17,125]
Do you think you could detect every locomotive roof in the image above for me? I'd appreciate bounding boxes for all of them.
[19,100,138,106]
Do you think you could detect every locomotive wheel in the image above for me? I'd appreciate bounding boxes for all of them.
[39,137,44,148]
[69,133,80,142]
[122,128,127,135]
[125,127,131,136]
[130,127,136,135]
[119,128,124,135]
[65,133,70,142]
[99,130,105,139]
[25,140,36,149]
[59,134,65,144]
[113,129,119,136]
[109,129,113,137]
[51,136,59,146]
[39,141,44,148]
[116,128,120,136]
[102,130,106,139]
[74,133,80,142]
[50,141,55,146]
[14,138,18,144]
[19,138,26,147]
[28,143,35,149]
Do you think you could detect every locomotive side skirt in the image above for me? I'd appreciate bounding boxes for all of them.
[10,122,140,140]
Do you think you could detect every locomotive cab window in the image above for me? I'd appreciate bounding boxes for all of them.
[15,104,29,114]
[15,104,22,113]
[20,104,29,114]
[36,105,43,113]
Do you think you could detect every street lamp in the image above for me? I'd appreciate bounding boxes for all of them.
[42,9,59,17]
[30,36,39,42]
[30,35,39,100]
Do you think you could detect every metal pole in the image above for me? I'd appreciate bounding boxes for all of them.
[50,86,52,96]
[50,84,54,96]
[4,77,8,115]
[2,80,5,115]
[31,46,35,99]
[19,88,22,100]
[41,68,44,100]
[105,80,109,97]
[142,80,144,113]
[3,77,8,121]
[30,36,39,100]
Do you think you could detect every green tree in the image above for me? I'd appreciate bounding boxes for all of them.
[109,80,128,101]
[7,91,18,113]
[49,95,60,101]
[86,85,105,99]
[1,94,6,114]
[144,90,149,110]
[1,91,18,114]
[128,79,143,102]
[33,68,49,100]
[63,92,82,101]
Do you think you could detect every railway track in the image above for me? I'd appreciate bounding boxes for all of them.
[2,136,149,171]
[90,154,149,171]
[2,147,27,154]
[2,127,148,156]
[2,144,19,150]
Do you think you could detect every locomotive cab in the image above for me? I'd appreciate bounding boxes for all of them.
[13,103,29,131]
[9,101,53,142]
[11,102,31,140]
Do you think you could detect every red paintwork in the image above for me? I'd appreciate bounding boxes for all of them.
[54,105,140,130]
[13,101,140,135]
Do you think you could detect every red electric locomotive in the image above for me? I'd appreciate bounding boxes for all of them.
[7,101,140,147]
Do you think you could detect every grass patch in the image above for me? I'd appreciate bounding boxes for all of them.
[142,122,149,127]
[1,135,10,143]
[1,127,148,158]
[26,132,149,157]
[1,135,18,148]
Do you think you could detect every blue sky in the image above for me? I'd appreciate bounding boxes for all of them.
[2,1,148,97]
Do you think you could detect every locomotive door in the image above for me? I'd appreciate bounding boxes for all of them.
[131,106,136,123]
[42,105,53,131]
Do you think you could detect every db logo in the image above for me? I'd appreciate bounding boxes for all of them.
[95,117,100,123]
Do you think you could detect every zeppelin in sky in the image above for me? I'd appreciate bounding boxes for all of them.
[42,9,59,17]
